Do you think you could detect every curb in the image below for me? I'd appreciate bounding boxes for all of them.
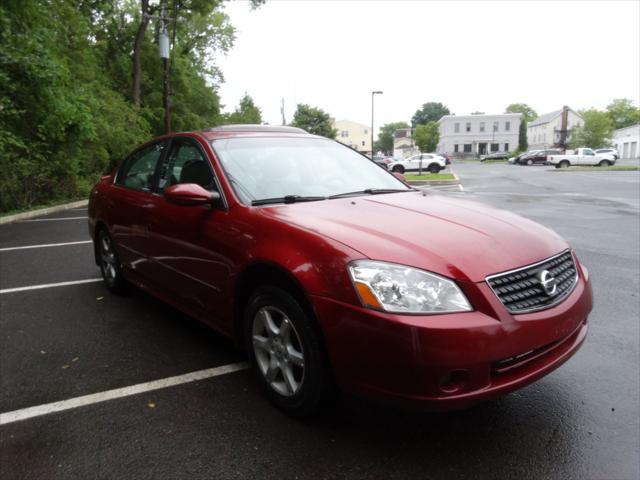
[0,200,88,225]
[407,172,460,187]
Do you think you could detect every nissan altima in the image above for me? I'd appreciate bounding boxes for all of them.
[89,125,592,416]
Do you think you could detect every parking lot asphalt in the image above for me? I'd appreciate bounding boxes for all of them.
[1,164,639,480]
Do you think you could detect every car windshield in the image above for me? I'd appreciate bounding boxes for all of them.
[211,136,411,204]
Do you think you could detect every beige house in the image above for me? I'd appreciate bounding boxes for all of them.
[393,128,419,159]
[527,107,583,150]
[333,119,372,156]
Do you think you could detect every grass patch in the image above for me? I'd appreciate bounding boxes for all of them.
[404,173,456,181]
[552,165,639,172]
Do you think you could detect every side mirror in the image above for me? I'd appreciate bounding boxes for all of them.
[164,183,221,207]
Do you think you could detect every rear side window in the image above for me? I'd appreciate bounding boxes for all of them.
[117,141,167,191]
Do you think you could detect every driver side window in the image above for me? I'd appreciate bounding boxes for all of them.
[159,139,217,192]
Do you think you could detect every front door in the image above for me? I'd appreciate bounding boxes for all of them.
[478,143,487,155]
[145,137,229,321]
[109,140,168,279]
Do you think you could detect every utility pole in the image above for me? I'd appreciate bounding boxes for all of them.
[158,4,171,134]
[280,98,286,126]
[371,91,383,158]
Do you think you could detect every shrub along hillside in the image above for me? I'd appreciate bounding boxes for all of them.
[0,0,259,213]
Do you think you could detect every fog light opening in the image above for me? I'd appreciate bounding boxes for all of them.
[439,369,469,393]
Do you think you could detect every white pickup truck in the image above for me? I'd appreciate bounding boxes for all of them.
[547,148,616,168]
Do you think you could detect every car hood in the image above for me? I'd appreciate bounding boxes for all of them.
[261,191,568,282]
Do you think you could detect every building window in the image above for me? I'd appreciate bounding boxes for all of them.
[341,130,349,138]
[493,121,499,132]
[463,144,472,153]
[364,129,368,135]
[480,122,485,132]
[362,141,365,146]
[504,143,509,151]
[505,121,510,131]
[491,143,499,152]
[454,144,459,153]
[465,122,471,132]
[454,123,460,133]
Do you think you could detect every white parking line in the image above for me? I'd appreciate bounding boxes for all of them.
[0,362,250,425]
[0,240,92,252]
[21,216,88,222]
[0,278,102,294]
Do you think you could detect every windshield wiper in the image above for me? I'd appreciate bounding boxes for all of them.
[251,195,327,206]
[328,188,412,199]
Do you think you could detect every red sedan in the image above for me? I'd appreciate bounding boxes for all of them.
[89,125,592,416]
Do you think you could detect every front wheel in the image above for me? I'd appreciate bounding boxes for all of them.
[97,228,128,294]
[526,159,533,166]
[244,286,331,416]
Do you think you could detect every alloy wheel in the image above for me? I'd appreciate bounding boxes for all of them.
[252,306,305,397]
[100,234,117,283]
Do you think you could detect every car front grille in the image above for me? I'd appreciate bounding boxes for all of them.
[486,250,578,314]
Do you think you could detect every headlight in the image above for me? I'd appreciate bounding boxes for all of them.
[348,260,472,314]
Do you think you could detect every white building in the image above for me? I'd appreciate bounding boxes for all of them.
[437,113,521,156]
[612,124,640,159]
[332,119,372,156]
[527,107,583,150]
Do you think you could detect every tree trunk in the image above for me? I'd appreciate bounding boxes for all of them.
[131,0,151,107]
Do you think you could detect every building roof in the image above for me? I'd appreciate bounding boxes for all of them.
[438,113,521,122]
[529,108,582,127]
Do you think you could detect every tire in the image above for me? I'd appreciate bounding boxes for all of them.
[96,228,128,294]
[526,159,533,166]
[559,160,570,169]
[428,164,441,174]
[599,160,611,167]
[244,286,331,417]
[392,165,405,174]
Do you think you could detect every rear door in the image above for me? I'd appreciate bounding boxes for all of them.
[144,137,230,319]
[109,140,168,277]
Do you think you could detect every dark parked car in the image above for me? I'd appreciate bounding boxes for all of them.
[372,155,394,169]
[89,125,592,416]
[518,149,563,165]
[480,152,510,161]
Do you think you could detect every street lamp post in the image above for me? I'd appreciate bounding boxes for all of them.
[371,91,383,158]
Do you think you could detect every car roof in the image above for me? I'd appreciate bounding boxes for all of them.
[198,124,319,141]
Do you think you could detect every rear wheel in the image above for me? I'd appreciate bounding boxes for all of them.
[428,163,441,174]
[97,228,127,294]
[392,165,405,174]
[559,160,570,169]
[244,286,331,416]
[598,159,611,167]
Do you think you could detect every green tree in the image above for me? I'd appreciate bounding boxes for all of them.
[606,98,640,130]
[0,0,256,213]
[226,93,262,124]
[411,102,450,126]
[568,109,614,148]
[414,122,440,153]
[290,104,337,138]
[518,120,528,151]
[374,121,409,154]
[505,103,538,123]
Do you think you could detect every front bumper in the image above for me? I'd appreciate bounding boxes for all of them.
[310,269,592,410]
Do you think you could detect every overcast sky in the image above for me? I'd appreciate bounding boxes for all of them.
[215,0,640,132]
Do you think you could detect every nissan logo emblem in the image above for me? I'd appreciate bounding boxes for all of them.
[539,270,558,296]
